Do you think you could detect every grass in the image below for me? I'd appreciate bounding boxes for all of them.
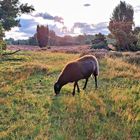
[0,51,140,140]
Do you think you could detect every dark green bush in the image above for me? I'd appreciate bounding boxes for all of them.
[128,44,140,51]
[91,33,108,49]
[91,41,108,49]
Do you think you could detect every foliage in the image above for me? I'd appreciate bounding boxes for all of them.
[0,51,140,139]
[133,27,140,35]
[28,34,38,46]
[5,34,38,46]
[36,25,49,48]
[0,40,6,50]
[5,38,15,45]
[109,21,133,34]
[49,30,56,46]
[136,32,140,49]
[0,0,34,31]
[108,1,138,51]
[0,22,6,53]
[0,22,5,39]
[0,40,6,56]
[91,33,107,49]
[111,1,134,22]
[75,35,86,45]
[5,31,95,46]
[109,22,138,51]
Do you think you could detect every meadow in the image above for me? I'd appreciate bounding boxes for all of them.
[0,48,140,140]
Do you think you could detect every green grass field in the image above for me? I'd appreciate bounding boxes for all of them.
[0,51,140,140]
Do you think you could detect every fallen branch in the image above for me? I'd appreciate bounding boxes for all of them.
[2,49,21,56]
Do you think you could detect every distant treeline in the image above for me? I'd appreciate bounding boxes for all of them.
[5,34,95,46]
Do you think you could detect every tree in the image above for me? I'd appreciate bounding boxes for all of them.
[76,35,86,45]
[108,1,138,51]
[28,34,38,46]
[37,25,49,48]
[0,0,34,31]
[49,30,56,46]
[108,21,136,50]
[111,1,134,22]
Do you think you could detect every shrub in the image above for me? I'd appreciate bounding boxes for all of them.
[91,33,107,49]
[128,43,140,51]
[91,42,108,49]
[136,32,140,50]
[108,51,123,58]
[124,55,140,65]
[0,40,7,55]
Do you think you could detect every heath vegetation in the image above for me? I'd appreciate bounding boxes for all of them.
[0,51,140,140]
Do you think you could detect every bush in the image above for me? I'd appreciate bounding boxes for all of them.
[0,40,7,56]
[108,51,123,58]
[124,55,140,65]
[129,43,140,51]
[0,40,7,50]
[91,41,108,49]
[91,33,108,49]
[136,32,140,50]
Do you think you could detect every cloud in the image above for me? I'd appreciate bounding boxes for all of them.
[73,22,89,28]
[54,16,64,24]
[34,13,54,20]
[83,3,91,7]
[72,22,109,34]
[33,12,64,24]
[134,5,140,13]
[5,16,39,40]
[93,22,108,31]
[5,15,65,39]
[5,27,31,40]
[5,14,109,40]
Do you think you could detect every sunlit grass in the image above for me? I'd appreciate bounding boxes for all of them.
[0,51,140,139]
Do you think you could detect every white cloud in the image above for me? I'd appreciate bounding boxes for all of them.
[5,27,30,40]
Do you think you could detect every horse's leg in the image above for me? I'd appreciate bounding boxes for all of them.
[76,82,80,93]
[72,82,77,96]
[94,75,98,89]
[83,78,88,90]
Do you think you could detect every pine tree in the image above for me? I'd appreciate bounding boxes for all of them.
[0,0,34,31]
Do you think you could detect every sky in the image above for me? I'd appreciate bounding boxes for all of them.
[5,0,140,40]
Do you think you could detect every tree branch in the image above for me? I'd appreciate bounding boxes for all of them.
[2,49,21,56]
